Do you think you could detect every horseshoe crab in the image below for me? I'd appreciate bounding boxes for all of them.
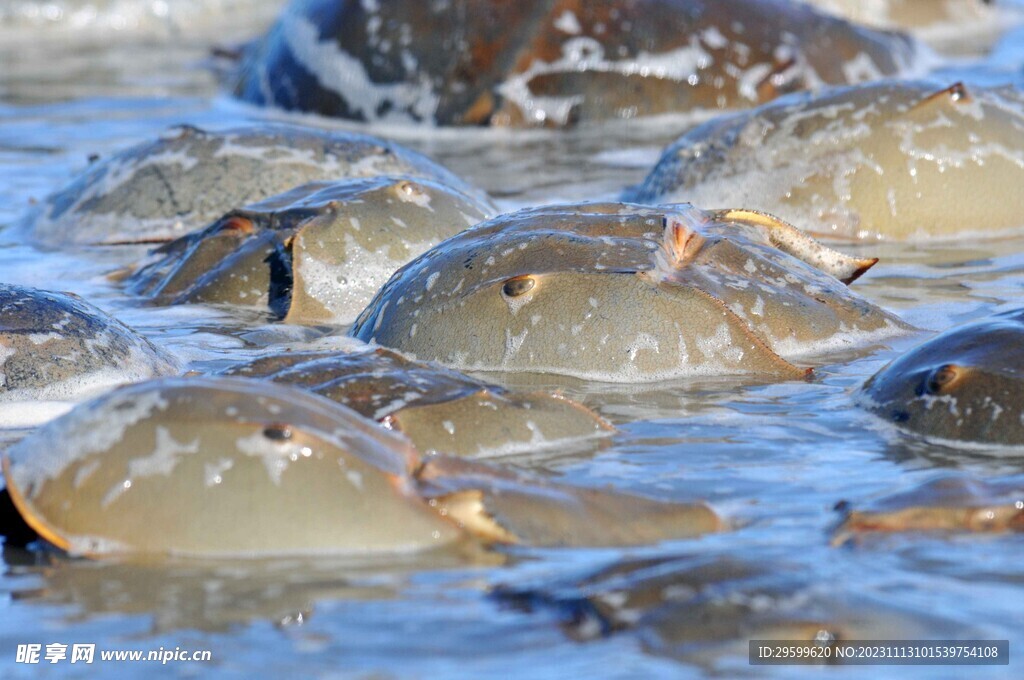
[804,0,1000,51]
[494,553,947,663]
[2,376,720,557]
[1,377,466,557]
[351,203,909,382]
[833,475,1024,543]
[0,284,175,401]
[860,309,1024,445]
[127,176,495,324]
[26,124,489,246]
[220,348,612,457]
[629,81,1024,241]
[415,455,722,547]
[234,0,918,127]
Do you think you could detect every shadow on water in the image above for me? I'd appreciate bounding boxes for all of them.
[0,542,507,634]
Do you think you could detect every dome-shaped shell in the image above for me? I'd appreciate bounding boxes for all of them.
[860,308,1024,445]
[2,377,463,557]
[351,203,909,381]
[834,475,1024,542]
[3,375,721,556]
[27,124,490,246]
[127,176,495,324]
[629,81,1024,240]
[220,347,612,457]
[235,0,918,126]
[0,284,175,402]
[803,0,1000,52]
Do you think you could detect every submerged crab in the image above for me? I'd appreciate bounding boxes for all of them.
[127,176,495,324]
[220,348,612,457]
[351,203,909,382]
[629,81,1024,241]
[235,0,917,127]
[493,552,948,663]
[833,476,1024,544]
[2,377,721,557]
[27,124,489,246]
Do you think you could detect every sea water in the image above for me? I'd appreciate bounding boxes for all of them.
[1,1,1023,677]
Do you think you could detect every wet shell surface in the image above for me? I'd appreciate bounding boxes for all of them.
[1,376,720,556]
[803,0,1000,50]
[26,123,489,246]
[234,0,918,127]
[127,176,495,324]
[833,475,1024,542]
[416,456,723,547]
[493,553,946,661]
[1,377,463,557]
[351,203,910,382]
[629,81,1024,241]
[220,347,612,457]
[0,284,175,401]
[860,308,1024,446]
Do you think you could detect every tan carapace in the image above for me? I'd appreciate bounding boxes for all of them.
[630,81,1024,241]
[352,203,909,382]
[127,176,495,324]
[2,377,721,558]
[833,475,1024,544]
[220,347,613,458]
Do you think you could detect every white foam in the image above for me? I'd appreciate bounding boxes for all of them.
[773,317,911,362]
[626,332,661,361]
[502,287,535,317]
[503,328,529,364]
[204,458,234,487]
[553,10,582,35]
[295,233,439,324]
[125,426,200,480]
[0,358,172,405]
[440,346,775,384]
[64,534,131,558]
[842,52,886,83]
[468,420,606,460]
[0,400,76,428]
[234,430,313,486]
[497,36,714,126]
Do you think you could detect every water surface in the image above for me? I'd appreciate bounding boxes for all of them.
[1,2,1023,677]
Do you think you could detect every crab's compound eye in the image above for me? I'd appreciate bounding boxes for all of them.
[394,180,431,206]
[263,424,293,441]
[926,364,959,395]
[217,215,254,235]
[396,181,423,198]
[502,276,536,297]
